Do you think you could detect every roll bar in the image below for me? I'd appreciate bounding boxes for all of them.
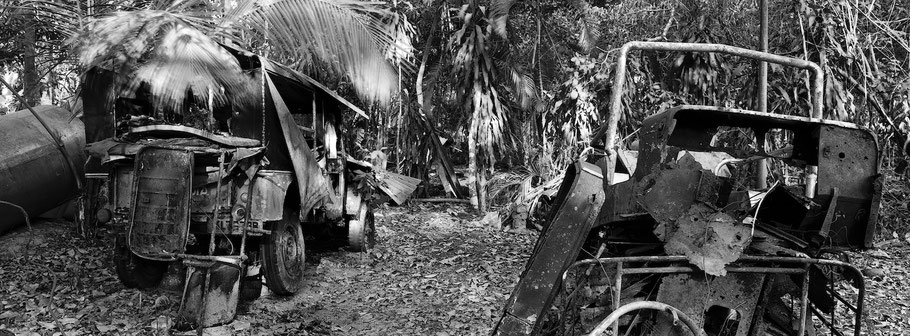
[601,41,825,151]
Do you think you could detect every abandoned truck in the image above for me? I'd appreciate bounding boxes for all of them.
[81,46,375,328]
[495,42,878,336]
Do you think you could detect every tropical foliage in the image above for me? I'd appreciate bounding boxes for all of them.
[2,0,909,216]
[1,0,409,116]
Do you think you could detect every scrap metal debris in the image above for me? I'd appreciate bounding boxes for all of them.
[655,204,751,276]
[496,99,881,335]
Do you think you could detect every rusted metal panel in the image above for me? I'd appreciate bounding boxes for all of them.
[815,125,879,248]
[128,125,260,147]
[865,175,883,247]
[189,172,232,214]
[631,106,880,249]
[816,125,878,198]
[616,149,638,175]
[636,159,752,276]
[128,148,193,260]
[653,273,764,336]
[0,106,85,234]
[263,61,341,219]
[375,171,422,205]
[113,166,135,210]
[636,166,701,223]
[179,259,242,328]
[655,204,751,276]
[494,162,604,335]
[264,60,369,120]
[250,170,293,221]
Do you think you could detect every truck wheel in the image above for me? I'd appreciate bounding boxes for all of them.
[347,203,376,252]
[113,235,167,289]
[262,214,305,295]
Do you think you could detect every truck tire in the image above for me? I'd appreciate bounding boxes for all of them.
[113,235,167,289]
[347,202,375,252]
[261,213,305,295]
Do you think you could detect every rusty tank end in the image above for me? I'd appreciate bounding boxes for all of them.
[0,105,85,234]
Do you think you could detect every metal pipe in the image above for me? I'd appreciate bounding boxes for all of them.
[756,0,770,190]
[207,152,226,257]
[797,265,810,336]
[168,253,246,265]
[746,252,868,334]
[568,255,864,270]
[587,301,707,336]
[566,255,864,336]
[605,41,825,152]
[810,305,847,336]
[613,262,623,335]
[828,286,858,312]
[196,269,212,335]
[245,227,272,235]
[564,254,865,336]
[758,0,769,113]
[622,266,806,275]
[239,175,256,257]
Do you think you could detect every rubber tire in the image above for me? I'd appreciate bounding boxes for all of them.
[347,203,376,252]
[261,214,305,296]
[113,235,168,289]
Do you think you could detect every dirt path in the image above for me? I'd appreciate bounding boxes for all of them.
[1,204,909,335]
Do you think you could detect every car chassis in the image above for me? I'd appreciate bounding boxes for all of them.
[494,42,880,336]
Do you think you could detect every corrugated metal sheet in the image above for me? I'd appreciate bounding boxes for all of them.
[375,171,421,205]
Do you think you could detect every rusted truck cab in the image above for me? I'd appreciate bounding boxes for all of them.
[83,48,374,328]
[495,42,879,336]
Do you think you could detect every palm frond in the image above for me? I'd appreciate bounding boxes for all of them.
[506,63,536,110]
[570,0,598,52]
[218,0,410,105]
[450,5,510,164]
[22,0,152,38]
[488,0,518,37]
[383,9,416,65]
[73,9,248,113]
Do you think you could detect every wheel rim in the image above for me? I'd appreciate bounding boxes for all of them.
[278,225,303,277]
[348,204,376,251]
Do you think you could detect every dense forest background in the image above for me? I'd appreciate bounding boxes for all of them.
[1,0,908,228]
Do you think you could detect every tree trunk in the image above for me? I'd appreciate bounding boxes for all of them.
[19,7,40,109]
[467,106,487,212]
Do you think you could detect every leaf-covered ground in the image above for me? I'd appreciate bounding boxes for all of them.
[844,242,910,336]
[0,203,909,335]
[0,203,537,335]
[241,203,536,335]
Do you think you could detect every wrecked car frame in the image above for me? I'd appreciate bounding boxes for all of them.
[494,41,879,336]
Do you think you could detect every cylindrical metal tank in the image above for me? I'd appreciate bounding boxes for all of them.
[0,105,85,234]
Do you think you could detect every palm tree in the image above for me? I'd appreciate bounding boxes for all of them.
[68,0,410,110]
[442,2,535,211]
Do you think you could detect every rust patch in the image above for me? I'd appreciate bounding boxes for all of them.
[654,204,752,276]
